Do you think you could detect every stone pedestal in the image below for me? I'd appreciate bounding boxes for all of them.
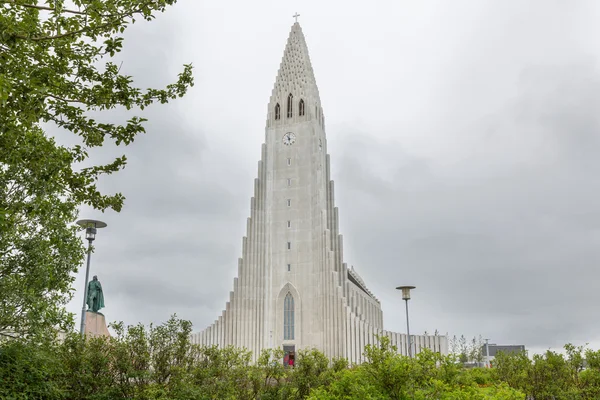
[84,311,111,337]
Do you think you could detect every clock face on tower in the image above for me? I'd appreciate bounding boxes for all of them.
[282,132,296,146]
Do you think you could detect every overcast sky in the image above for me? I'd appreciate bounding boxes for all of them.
[63,0,600,355]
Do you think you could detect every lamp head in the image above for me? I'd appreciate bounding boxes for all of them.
[86,226,97,240]
[396,285,416,300]
[76,219,107,242]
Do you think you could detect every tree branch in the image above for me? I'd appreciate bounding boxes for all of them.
[10,2,87,15]
[7,1,158,41]
[47,93,83,104]
[12,21,114,41]
[0,330,19,339]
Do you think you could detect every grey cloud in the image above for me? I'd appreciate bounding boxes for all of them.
[332,59,600,351]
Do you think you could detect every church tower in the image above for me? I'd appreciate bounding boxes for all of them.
[193,22,447,363]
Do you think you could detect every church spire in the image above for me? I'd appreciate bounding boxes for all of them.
[194,20,448,364]
[269,22,322,125]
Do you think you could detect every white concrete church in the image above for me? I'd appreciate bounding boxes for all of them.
[192,22,448,364]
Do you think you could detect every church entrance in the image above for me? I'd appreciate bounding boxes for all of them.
[283,345,295,367]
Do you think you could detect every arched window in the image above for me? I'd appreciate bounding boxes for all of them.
[299,99,305,116]
[287,93,293,118]
[275,103,280,120]
[284,292,294,340]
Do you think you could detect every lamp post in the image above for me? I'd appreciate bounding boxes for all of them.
[396,285,416,358]
[77,219,107,336]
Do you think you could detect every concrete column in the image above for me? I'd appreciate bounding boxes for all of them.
[241,235,249,351]
[249,195,257,359]
[258,156,266,354]
[357,320,363,364]
[340,300,346,359]
[225,300,231,346]
[345,309,351,361]
[233,276,240,347]
[254,173,263,360]
[353,316,358,364]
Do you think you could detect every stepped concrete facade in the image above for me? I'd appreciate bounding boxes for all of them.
[192,22,447,363]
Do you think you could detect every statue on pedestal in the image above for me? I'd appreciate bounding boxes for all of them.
[86,275,105,313]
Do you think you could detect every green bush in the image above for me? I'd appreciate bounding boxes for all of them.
[0,340,64,400]
[3,322,600,400]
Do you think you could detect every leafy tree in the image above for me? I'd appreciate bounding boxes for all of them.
[0,0,193,338]
[288,348,333,399]
[308,336,525,400]
[0,338,65,399]
[0,130,83,339]
[492,345,593,399]
[527,351,574,399]
[580,348,600,399]
[307,368,385,400]
[565,343,585,387]
[468,335,484,364]
[109,321,152,399]
[189,344,253,399]
[493,348,531,393]
[252,347,289,399]
[458,335,468,364]
[361,335,411,400]
[449,334,459,356]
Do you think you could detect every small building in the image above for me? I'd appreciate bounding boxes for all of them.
[482,344,526,366]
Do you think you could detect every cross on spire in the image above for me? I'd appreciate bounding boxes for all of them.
[293,12,300,23]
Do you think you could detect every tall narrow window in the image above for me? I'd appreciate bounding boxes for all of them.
[275,103,280,120]
[287,178,291,186]
[287,220,291,228]
[287,264,291,272]
[287,199,291,207]
[284,292,294,340]
[287,242,291,250]
[287,93,293,118]
[299,99,305,116]
[287,158,291,166]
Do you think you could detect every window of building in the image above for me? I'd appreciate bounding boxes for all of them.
[287,220,291,228]
[287,263,291,272]
[287,178,291,186]
[299,99,305,116]
[319,139,322,151]
[284,292,294,340]
[287,93,293,118]
[287,242,291,250]
[275,103,280,120]
[287,199,291,207]
[287,158,291,166]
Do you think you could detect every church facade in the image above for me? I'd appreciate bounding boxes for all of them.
[192,22,447,363]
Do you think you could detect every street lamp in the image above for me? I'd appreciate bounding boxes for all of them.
[396,285,416,358]
[77,219,107,336]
